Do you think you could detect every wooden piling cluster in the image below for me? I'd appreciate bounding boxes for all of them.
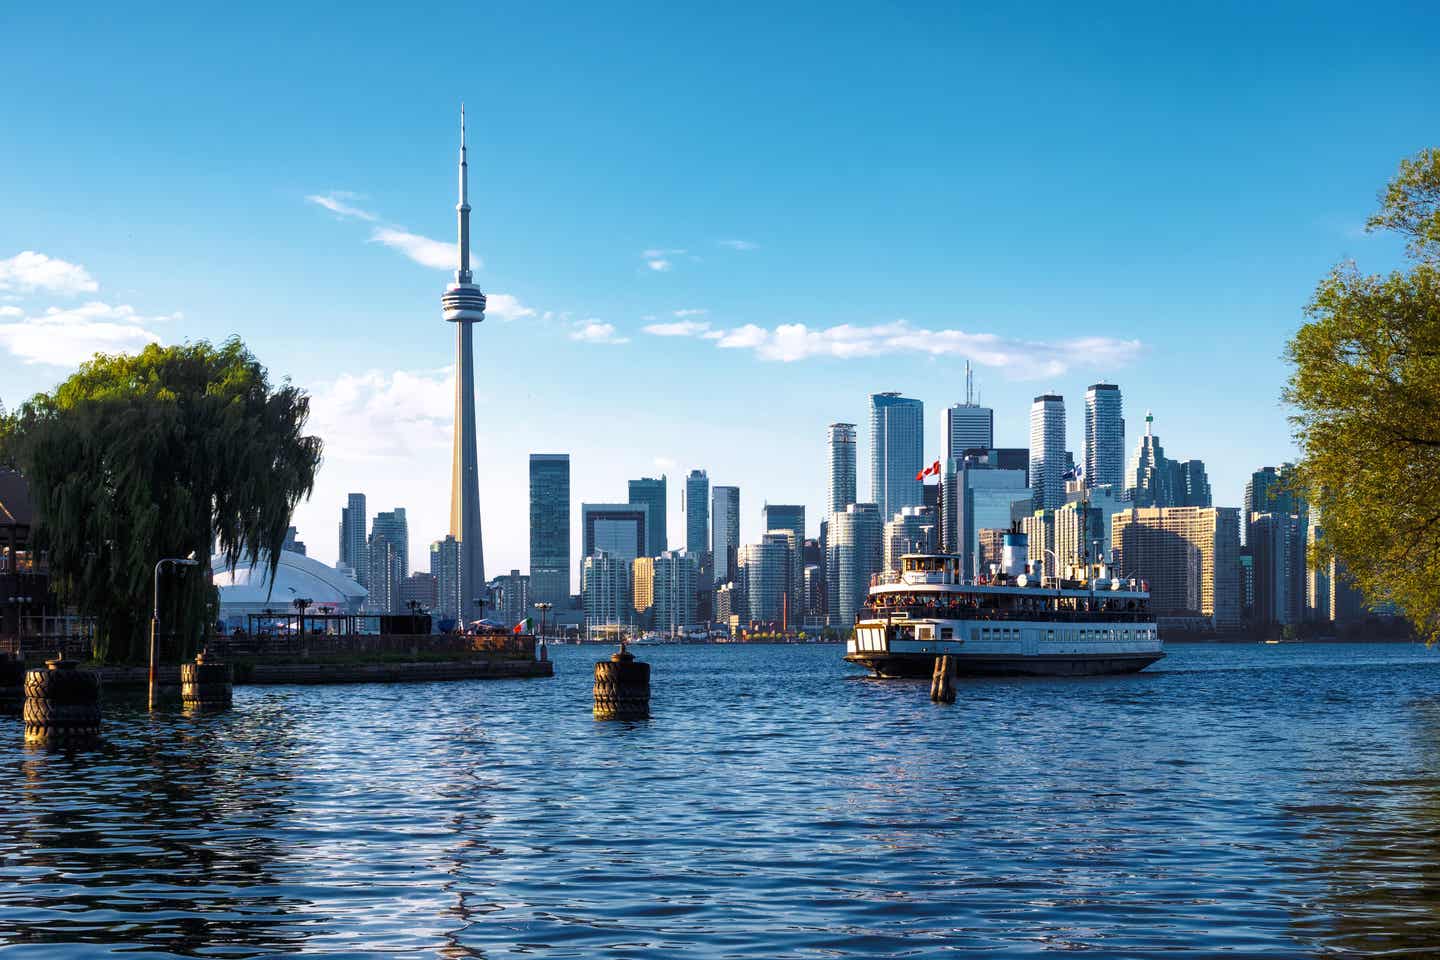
[23,654,102,741]
[930,655,957,704]
[593,648,650,720]
[180,652,233,711]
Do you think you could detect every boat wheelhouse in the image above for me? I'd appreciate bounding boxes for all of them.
[845,538,1162,678]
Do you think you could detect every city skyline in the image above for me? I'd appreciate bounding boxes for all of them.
[3,4,1436,580]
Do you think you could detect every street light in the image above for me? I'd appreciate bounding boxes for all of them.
[150,555,200,710]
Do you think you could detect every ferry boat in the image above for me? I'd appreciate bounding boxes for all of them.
[845,533,1161,678]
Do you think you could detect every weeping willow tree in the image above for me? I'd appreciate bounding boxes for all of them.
[1287,148,1440,640]
[0,338,323,662]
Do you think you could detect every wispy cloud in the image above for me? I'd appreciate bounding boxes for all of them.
[0,301,177,367]
[305,192,379,222]
[642,248,685,272]
[664,318,1142,378]
[569,320,629,344]
[307,190,475,272]
[308,367,455,460]
[369,227,463,271]
[718,239,758,251]
[644,319,712,337]
[0,251,99,296]
[672,308,707,318]
[486,292,537,322]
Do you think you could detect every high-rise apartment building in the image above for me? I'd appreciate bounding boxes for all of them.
[763,504,805,620]
[490,569,530,626]
[629,476,668,557]
[399,572,438,613]
[339,493,368,589]
[827,423,857,517]
[1249,511,1304,627]
[367,508,409,614]
[711,486,740,584]
[739,534,792,626]
[631,556,655,627]
[1111,506,1241,630]
[827,502,883,627]
[870,393,924,521]
[951,452,1029,578]
[1029,394,1067,511]
[684,469,709,555]
[429,535,463,625]
[582,551,632,628]
[883,506,937,575]
[1084,383,1124,490]
[653,551,699,634]
[529,454,570,606]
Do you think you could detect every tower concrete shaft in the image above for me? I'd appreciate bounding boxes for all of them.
[442,105,487,613]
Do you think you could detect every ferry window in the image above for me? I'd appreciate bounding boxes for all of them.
[971,628,980,642]
[1047,630,1055,642]
[941,627,953,639]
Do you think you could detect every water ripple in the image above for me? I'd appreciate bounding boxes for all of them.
[2,642,1439,957]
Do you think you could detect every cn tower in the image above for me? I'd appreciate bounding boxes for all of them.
[441,105,486,613]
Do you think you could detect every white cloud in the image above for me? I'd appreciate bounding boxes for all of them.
[569,321,629,344]
[307,367,455,461]
[673,308,707,318]
[305,192,378,222]
[643,319,712,337]
[667,318,1142,378]
[486,292,537,322]
[718,239,758,251]
[0,251,99,296]
[642,248,685,272]
[0,306,21,318]
[0,301,174,366]
[369,227,467,271]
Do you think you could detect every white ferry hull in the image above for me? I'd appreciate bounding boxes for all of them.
[845,618,1164,678]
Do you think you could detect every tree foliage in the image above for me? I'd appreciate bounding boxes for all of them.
[1286,148,1440,640]
[0,339,323,662]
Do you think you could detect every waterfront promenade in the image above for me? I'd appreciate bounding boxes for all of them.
[3,641,1438,957]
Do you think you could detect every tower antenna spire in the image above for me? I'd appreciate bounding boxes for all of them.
[456,103,471,283]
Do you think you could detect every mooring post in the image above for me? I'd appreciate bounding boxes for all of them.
[930,655,956,704]
[593,643,650,720]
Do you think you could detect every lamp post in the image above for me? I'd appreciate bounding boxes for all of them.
[151,556,200,711]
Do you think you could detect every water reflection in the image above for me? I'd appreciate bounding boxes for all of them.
[0,643,1437,958]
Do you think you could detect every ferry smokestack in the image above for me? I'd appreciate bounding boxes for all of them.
[1002,532,1028,579]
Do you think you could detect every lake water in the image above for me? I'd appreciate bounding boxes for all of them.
[3,642,1440,958]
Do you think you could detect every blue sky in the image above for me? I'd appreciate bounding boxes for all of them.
[2,1,1436,586]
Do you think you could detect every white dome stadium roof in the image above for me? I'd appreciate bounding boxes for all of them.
[213,550,367,622]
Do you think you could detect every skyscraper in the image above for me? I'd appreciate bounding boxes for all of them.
[1029,394,1066,510]
[763,504,806,621]
[629,476,668,557]
[653,551,699,634]
[883,506,937,575]
[582,552,632,628]
[339,493,368,588]
[739,534,792,625]
[581,504,648,563]
[827,502,883,627]
[1248,511,1304,628]
[944,366,994,465]
[429,535,463,625]
[1126,411,1175,507]
[1178,460,1212,507]
[870,393,924,520]
[1112,506,1241,630]
[712,485,740,584]
[684,469,709,555]
[529,454,570,605]
[1084,383,1124,490]
[442,107,487,612]
[827,423,857,517]
[368,508,409,614]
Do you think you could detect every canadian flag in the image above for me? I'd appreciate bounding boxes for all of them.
[914,459,941,482]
